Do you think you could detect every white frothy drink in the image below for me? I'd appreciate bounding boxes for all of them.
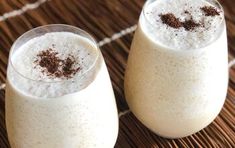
[6,27,118,147]
[9,32,98,97]
[125,0,228,138]
[143,0,224,50]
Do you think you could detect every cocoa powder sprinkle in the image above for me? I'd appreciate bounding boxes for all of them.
[34,48,81,79]
[37,49,61,75]
[62,56,80,78]
[182,19,200,31]
[201,6,220,16]
[160,13,200,31]
[160,13,183,29]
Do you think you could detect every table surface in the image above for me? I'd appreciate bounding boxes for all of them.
[0,0,234,147]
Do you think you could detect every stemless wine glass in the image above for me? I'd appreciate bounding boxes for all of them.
[6,25,118,147]
[124,0,228,138]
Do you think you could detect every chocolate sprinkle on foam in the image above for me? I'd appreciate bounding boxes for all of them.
[201,6,220,16]
[62,56,80,78]
[160,13,200,31]
[35,48,81,79]
[182,19,200,31]
[37,48,61,76]
[160,13,183,29]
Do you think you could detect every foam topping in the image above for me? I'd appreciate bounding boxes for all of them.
[143,0,223,50]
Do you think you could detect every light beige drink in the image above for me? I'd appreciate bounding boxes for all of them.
[125,0,228,138]
[6,25,118,147]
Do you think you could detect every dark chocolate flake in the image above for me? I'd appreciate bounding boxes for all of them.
[34,49,81,79]
[201,6,220,16]
[182,19,200,31]
[160,13,182,29]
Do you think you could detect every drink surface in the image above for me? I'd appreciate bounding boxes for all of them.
[8,32,98,98]
[142,0,223,50]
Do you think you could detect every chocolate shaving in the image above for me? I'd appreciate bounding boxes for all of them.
[160,13,182,29]
[37,49,61,75]
[160,13,200,31]
[182,19,200,31]
[62,56,80,78]
[201,6,220,16]
[34,48,81,79]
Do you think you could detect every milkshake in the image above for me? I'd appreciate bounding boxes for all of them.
[125,0,228,138]
[6,25,118,147]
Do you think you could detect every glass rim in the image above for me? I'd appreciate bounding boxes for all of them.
[142,0,225,51]
[9,24,100,84]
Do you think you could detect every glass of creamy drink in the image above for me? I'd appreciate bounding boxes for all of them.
[6,24,118,147]
[125,0,228,138]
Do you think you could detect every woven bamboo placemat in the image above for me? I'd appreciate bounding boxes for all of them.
[0,0,234,147]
